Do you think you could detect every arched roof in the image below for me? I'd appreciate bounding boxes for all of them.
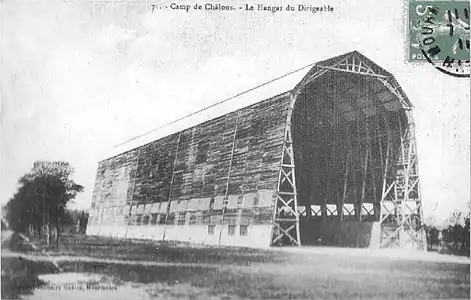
[101,51,412,161]
[92,50,414,212]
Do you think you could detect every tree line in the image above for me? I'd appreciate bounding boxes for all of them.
[424,211,470,257]
[2,160,469,256]
[2,161,85,248]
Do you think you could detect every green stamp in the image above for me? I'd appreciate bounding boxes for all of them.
[408,0,470,77]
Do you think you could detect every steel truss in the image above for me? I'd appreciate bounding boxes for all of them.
[271,52,426,249]
[379,110,426,249]
[271,93,301,246]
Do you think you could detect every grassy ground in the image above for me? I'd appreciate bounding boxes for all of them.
[2,235,470,299]
[54,253,470,299]
[1,256,58,299]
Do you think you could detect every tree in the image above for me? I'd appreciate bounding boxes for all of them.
[59,209,89,234]
[424,224,440,250]
[437,211,471,257]
[4,161,84,247]
[78,210,89,233]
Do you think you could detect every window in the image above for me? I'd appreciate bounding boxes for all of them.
[141,215,150,225]
[326,205,338,216]
[136,214,143,225]
[203,213,212,225]
[208,225,215,235]
[177,212,186,225]
[166,213,175,225]
[240,225,248,236]
[189,213,197,225]
[228,225,236,236]
[343,204,355,217]
[158,214,166,225]
[150,214,158,225]
[361,203,374,216]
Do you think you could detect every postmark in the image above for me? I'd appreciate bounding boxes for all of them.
[408,0,470,77]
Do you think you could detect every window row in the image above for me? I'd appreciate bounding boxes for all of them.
[207,225,248,236]
[296,203,377,217]
[93,191,274,217]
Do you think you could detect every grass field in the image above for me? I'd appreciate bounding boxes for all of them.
[1,235,470,299]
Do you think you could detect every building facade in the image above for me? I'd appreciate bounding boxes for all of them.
[87,51,427,250]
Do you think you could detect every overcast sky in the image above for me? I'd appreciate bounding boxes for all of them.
[1,0,469,225]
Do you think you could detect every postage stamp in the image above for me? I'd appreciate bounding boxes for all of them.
[408,0,470,77]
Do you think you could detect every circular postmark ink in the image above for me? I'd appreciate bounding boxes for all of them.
[412,3,470,78]
[421,48,470,77]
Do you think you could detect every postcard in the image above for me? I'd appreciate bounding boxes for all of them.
[1,0,469,299]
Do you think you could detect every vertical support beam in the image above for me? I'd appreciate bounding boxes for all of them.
[397,113,406,234]
[369,156,377,219]
[402,110,426,249]
[374,116,384,218]
[162,132,182,242]
[271,92,301,246]
[379,113,398,247]
[340,129,351,220]
[218,110,240,245]
[406,110,426,250]
[403,116,413,228]
[380,114,392,206]
[368,117,379,219]
[353,116,362,219]
[359,119,370,221]
[302,86,311,219]
[379,110,425,250]
[321,126,329,220]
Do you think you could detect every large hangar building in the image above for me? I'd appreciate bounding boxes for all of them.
[86,51,427,250]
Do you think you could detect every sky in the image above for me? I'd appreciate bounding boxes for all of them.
[0,0,469,226]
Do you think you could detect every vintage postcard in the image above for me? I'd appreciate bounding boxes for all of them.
[1,0,469,299]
